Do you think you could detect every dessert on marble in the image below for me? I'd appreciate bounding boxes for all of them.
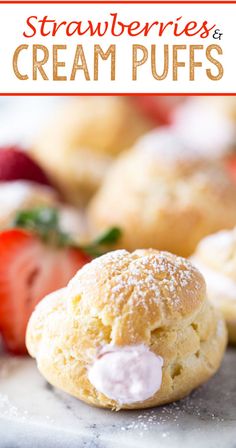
[192,228,236,344]
[26,249,227,410]
[31,97,155,206]
[88,128,236,257]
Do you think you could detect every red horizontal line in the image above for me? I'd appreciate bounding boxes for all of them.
[0,1,235,3]
[0,93,235,96]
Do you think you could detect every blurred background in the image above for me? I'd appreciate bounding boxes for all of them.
[1,95,236,239]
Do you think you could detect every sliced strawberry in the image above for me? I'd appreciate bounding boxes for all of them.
[0,206,121,355]
[0,228,91,354]
[0,146,54,188]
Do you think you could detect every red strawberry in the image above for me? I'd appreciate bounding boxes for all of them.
[0,206,121,355]
[225,155,236,184]
[0,228,91,354]
[0,146,53,188]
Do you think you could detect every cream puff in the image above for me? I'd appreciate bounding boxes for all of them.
[26,249,227,410]
[88,128,236,257]
[31,97,154,206]
[192,228,236,344]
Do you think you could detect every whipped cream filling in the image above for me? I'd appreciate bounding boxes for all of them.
[192,259,236,303]
[88,344,163,405]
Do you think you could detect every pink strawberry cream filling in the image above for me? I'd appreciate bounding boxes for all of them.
[88,344,163,405]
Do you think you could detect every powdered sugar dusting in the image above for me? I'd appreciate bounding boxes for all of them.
[68,249,204,322]
[0,394,29,421]
[120,391,225,438]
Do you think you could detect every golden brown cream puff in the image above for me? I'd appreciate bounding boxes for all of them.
[88,128,236,257]
[26,249,227,410]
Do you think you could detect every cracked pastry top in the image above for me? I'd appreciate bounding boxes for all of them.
[26,249,227,410]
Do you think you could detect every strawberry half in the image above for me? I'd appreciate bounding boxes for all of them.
[0,207,121,354]
[0,146,54,188]
[0,228,90,354]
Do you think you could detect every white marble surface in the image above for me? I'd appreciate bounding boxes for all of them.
[0,348,236,448]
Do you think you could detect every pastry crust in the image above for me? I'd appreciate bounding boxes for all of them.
[192,228,236,344]
[26,249,227,410]
[88,129,236,256]
[31,97,153,206]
